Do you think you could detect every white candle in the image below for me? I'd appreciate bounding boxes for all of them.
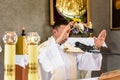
[3,31,17,80]
[28,45,39,80]
[4,44,16,80]
[26,32,41,80]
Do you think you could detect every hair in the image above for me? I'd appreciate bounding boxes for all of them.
[52,18,69,29]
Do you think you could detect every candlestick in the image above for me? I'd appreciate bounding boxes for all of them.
[3,31,18,80]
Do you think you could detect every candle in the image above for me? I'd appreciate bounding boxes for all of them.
[4,44,16,80]
[26,32,40,80]
[3,31,18,80]
[88,21,92,29]
[28,45,39,80]
[26,32,40,45]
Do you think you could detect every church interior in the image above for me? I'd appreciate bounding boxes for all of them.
[0,0,120,80]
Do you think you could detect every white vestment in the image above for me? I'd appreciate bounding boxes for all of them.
[38,36,102,80]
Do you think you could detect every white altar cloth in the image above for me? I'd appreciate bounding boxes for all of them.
[78,77,98,80]
[67,37,107,47]
[15,55,28,68]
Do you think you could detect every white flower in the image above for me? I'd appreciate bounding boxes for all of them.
[78,23,84,31]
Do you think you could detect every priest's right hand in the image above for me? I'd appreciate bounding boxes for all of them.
[55,21,74,44]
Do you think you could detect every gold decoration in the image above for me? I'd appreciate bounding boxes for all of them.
[16,36,28,54]
[4,64,15,76]
[56,0,87,18]
[72,18,81,23]
[28,63,38,73]
[115,0,120,10]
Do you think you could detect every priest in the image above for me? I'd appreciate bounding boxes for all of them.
[38,18,106,80]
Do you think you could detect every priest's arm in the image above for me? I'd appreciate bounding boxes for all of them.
[77,29,106,71]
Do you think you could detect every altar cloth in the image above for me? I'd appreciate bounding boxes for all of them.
[78,77,98,80]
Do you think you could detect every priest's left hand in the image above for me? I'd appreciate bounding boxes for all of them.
[94,29,107,49]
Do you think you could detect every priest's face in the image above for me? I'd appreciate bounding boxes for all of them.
[53,24,69,44]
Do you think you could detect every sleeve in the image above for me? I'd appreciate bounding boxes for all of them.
[0,45,2,53]
[77,52,102,71]
[38,43,64,72]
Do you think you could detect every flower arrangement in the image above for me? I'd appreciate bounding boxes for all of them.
[65,17,93,37]
[71,21,93,37]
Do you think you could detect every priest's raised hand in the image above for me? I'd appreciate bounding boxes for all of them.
[94,29,107,49]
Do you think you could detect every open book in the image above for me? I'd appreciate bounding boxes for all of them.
[63,43,84,53]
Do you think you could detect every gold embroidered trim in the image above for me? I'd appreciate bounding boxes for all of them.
[28,63,38,73]
[4,65,15,76]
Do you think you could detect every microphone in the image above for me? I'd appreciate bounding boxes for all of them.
[75,42,100,53]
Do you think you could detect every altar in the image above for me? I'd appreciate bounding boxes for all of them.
[66,37,107,47]
[15,55,28,80]
[15,55,99,80]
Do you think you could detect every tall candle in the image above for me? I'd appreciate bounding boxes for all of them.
[4,44,16,80]
[28,45,38,80]
[3,31,17,80]
[26,32,40,80]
